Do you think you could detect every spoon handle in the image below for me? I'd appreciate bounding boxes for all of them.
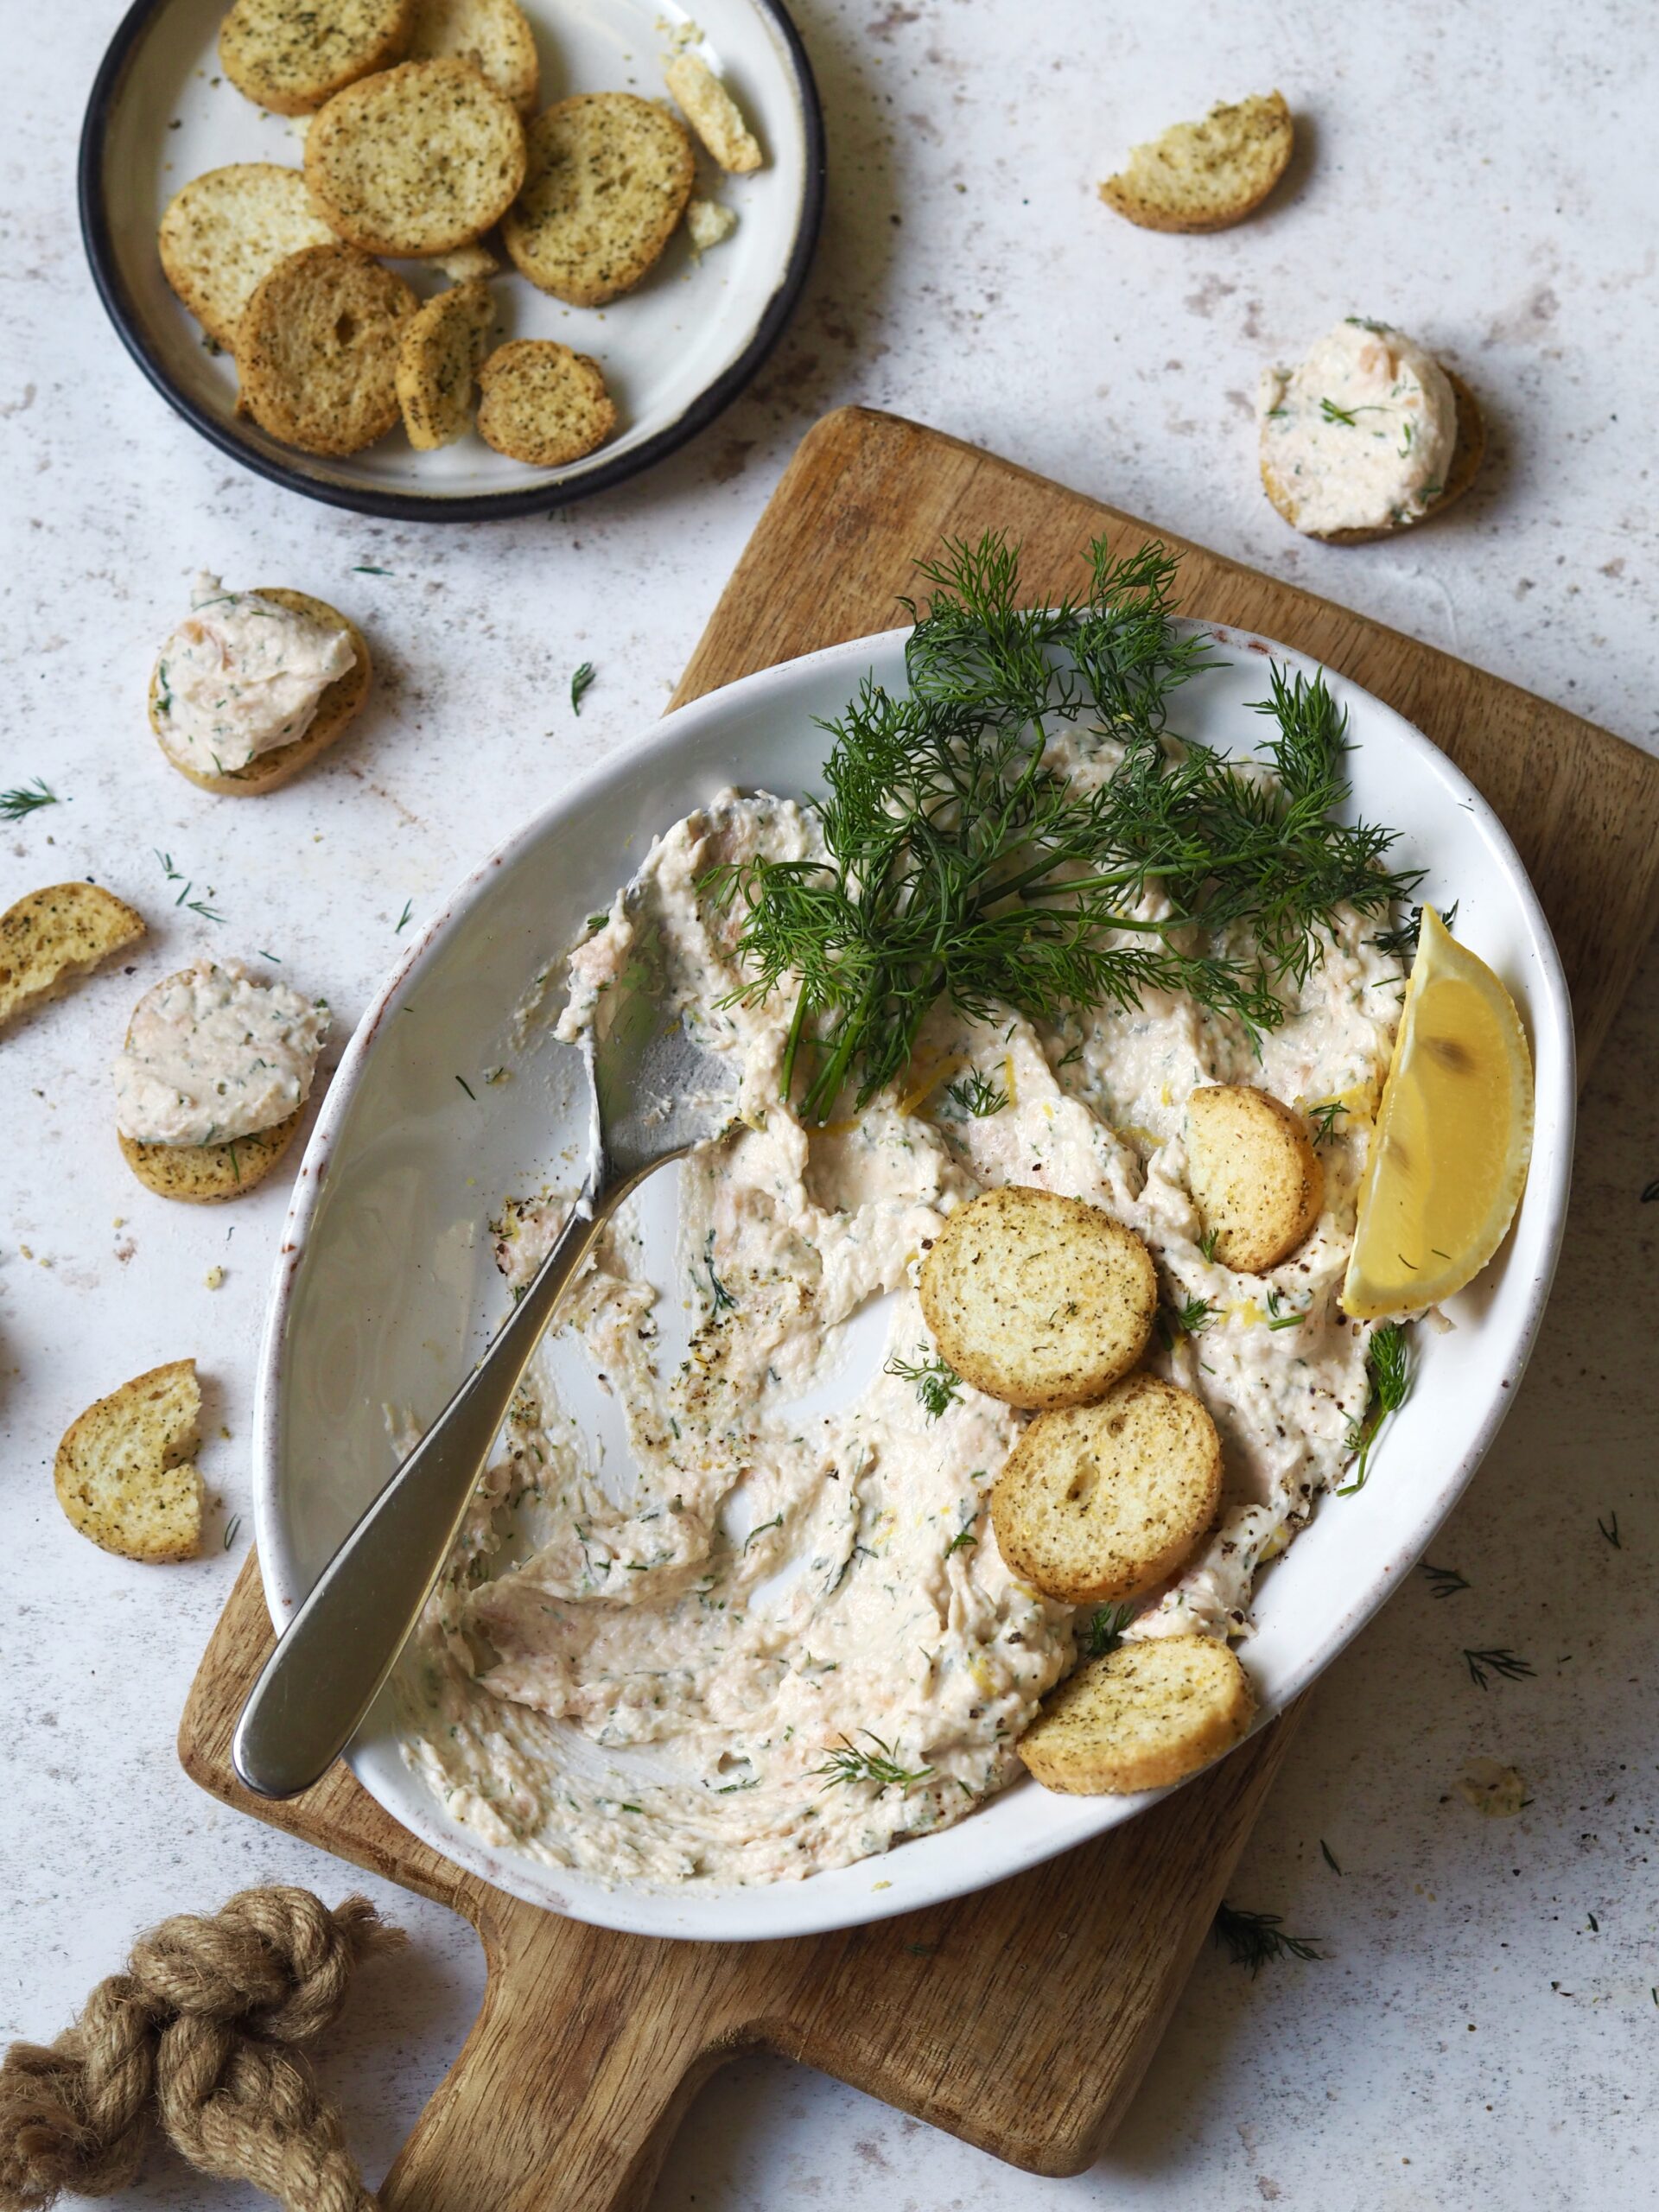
[232,1182,611,1798]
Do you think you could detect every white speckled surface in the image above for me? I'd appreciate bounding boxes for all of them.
[3,0,1655,2204]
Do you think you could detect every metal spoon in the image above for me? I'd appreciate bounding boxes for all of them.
[232,904,741,1798]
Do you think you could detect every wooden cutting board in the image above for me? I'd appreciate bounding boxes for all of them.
[179,407,1659,2209]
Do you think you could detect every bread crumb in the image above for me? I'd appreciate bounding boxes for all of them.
[686,197,737,252]
[1457,1758,1528,1817]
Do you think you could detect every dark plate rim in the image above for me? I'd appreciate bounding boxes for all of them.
[77,0,826,523]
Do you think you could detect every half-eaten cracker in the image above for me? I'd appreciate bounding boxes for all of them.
[54,1359,203,1562]
[0,885,146,1033]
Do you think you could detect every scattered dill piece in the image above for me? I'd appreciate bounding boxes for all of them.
[703,531,1419,1124]
[1307,1097,1344,1144]
[396,901,413,932]
[1345,315,1390,334]
[1082,1602,1136,1659]
[1173,1294,1214,1337]
[715,1775,759,1793]
[885,1348,962,1419]
[743,1514,783,1552]
[1338,1321,1409,1493]
[1373,899,1456,960]
[1421,1562,1471,1599]
[1464,1647,1535,1690]
[1597,1512,1621,1549]
[226,1140,241,1184]
[944,1509,978,1557]
[570,661,596,715]
[1318,397,1381,427]
[257,950,281,963]
[352,564,393,575]
[184,899,224,923]
[222,1514,242,1551]
[944,1068,1009,1117]
[701,1229,736,1313]
[0,778,60,822]
[1213,1902,1324,1974]
[1265,1288,1306,1331]
[1641,1179,1659,1204]
[1198,1226,1220,1264]
[455,1074,477,1101]
[1320,1839,1342,1875]
[585,913,608,936]
[811,1732,933,1793]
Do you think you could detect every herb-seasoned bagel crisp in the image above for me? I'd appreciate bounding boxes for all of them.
[219,0,416,116]
[304,59,527,258]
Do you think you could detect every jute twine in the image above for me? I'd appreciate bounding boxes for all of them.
[0,1885,404,2211]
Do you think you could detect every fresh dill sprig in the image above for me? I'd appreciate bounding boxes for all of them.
[885,1348,962,1419]
[1198,1225,1221,1263]
[1319,397,1380,427]
[703,531,1420,1124]
[944,1509,979,1557]
[0,778,60,822]
[1173,1294,1214,1337]
[1082,1602,1136,1659]
[1265,1287,1306,1331]
[395,900,413,933]
[811,1732,932,1793]
[570,661,596,716]
[1372,899,1457,961]
[1213,1902,1325,1974]
[1338,1321,1409,1493]
[1597,1512,1621,1548]
[944,1068,1009,1117]
[1464,1647,1535,1690]
[1307,1097,1344,1144]
[701,1229,736,1313]
[1421,1562,1470,1598]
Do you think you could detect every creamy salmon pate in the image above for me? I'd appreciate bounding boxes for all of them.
[397,747,1408,1890]
[152,574,355,777]
[1259,318,1457,535]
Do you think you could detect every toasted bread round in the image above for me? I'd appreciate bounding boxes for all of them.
[158,164,337,348]
[918,1186,1157,1413]
[992,1374,1222,1605]
[147,590,371,797]
[304,59,526,257]
[475,340,617,466]
[1018,1634,1255,1795]
[119,1108,304,1204]
[219,0,416,117]
[54,1359,203,1563]
[664,54,763,174]
[1098,92,1292,233]
[1262,369,1486,543]
[407,0,538,113]
[503,93,695,307]
[236,243,416,455]
[396,279,496,449]
[1186,1085,1324,1273]
[0,884,146,1033]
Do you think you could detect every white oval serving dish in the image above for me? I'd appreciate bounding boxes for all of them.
[253,619,1574,1940]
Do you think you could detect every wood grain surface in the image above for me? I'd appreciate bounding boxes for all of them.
[179,407,1659,2208]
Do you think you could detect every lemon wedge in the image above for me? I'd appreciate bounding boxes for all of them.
[1341,907,1534,1319]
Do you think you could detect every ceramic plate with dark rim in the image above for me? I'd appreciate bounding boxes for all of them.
[79,0,823,520]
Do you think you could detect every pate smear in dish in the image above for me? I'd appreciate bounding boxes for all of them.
[394,537,1421,1888]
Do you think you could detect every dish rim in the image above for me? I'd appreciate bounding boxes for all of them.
[252,616,1576,1939]
[76,0,827,523]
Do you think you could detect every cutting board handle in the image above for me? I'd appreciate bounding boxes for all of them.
[379,1902,747,2212]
